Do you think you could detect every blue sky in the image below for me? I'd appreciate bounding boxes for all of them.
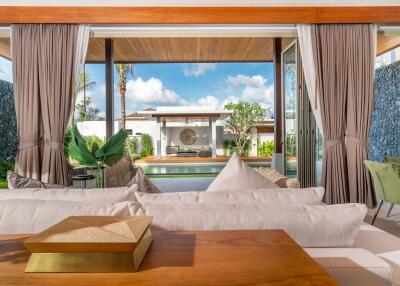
[0,57,12,83]
[0,56,275,118]
[81,62,275,119]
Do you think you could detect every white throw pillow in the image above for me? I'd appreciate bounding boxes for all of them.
[0,199,134,234]
[206,153,278,191]
[0,185,138,204]
[134,187,324,206]
[132,203,367,247]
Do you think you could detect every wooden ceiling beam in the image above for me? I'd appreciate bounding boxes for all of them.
[1,6,400,24]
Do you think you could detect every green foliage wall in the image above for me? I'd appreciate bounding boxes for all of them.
[0,80,18,163]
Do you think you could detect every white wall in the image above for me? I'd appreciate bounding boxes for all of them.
[166,126,224,155]
[77,121,119,140]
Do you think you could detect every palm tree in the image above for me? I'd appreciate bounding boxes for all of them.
[115,64,133,130]
[77,71,96,121]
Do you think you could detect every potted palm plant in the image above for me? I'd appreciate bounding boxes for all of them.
[67,125,128,187]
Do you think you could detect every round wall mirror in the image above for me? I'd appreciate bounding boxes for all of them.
[179,129,197,145]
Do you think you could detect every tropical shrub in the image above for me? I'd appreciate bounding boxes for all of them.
[286,134,297,157]
[258,140,274,157]
[68,125,128,168]
[140,134,153,157]
[84,135,105,152]
[0,156,14,181]
[224,101,268,156]
[126,136,141,160]
[226,139,250,157]
[64,126,73,157]
[223,139,230,156]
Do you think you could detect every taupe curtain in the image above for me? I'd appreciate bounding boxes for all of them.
[312,25,349,204]
[299,24,377,205]
[11,25,43,180]
[39,25,78,185]
[346,25,376,207]
[12,24,89,185]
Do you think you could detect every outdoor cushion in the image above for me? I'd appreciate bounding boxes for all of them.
[0,199,134,234]
[0,185,138,203]
[254,167,300,188]
[305,248,393,286]
[128,167,161,193]
[7,171,64,189]
[134,187,325,205]
[206,153,278,191]
[131,203,367,248]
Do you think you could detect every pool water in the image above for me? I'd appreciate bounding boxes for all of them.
[139,162,271,176]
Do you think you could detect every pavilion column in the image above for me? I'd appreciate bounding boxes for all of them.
[161,119,167,157]
[105,38,114,139]
[209,118,217,158]
[156,118,161,159]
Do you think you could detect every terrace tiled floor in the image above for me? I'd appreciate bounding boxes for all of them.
[366,202,400,238]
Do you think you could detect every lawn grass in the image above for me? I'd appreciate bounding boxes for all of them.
[0,179,8,189]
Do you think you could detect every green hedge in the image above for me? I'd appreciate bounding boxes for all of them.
[140,134,153,157]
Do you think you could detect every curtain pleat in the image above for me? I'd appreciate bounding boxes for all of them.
[39,25,78,185]
[313,25,349,204]
[346,25,376,208]
[11,25,43,181]
[12,24,89,186]
[298,24,376,205]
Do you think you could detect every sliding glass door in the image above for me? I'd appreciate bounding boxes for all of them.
[282,40,320,187]
[282,41,298,178]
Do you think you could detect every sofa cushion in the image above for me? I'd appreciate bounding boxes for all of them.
[199,187,324,205]
[131,203,367,248]
[355,224,400,286]
[255,168,300,188]
[0,185,138,203]
[128,167,161,193]
[305,248,393,286]
[7,171,64,189]
[134,187,325,205]
[206,153,278,191]
[0,199,133,234]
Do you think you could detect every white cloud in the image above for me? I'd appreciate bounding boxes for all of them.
[125,77,187,107]
[196,95,240,110]
[221,96,240,108]
[0,65,12,83]
[197,95,220,108]
[183,63,217,77]
[226,74,274,109]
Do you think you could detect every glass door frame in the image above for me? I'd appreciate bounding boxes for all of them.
[281,40,299,178]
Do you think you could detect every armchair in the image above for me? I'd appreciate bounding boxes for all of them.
[364,160,400,224]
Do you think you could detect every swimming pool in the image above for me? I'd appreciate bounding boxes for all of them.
[138,162,271,176]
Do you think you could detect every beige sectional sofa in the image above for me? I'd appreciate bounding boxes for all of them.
[1,156,398,285]
[0,186,398,286]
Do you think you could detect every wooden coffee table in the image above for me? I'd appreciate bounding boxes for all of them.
[0,230,338,286]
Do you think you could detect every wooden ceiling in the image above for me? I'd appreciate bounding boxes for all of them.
[0,35,399,62]
[87,37,295,63]
[377,35,400,56]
